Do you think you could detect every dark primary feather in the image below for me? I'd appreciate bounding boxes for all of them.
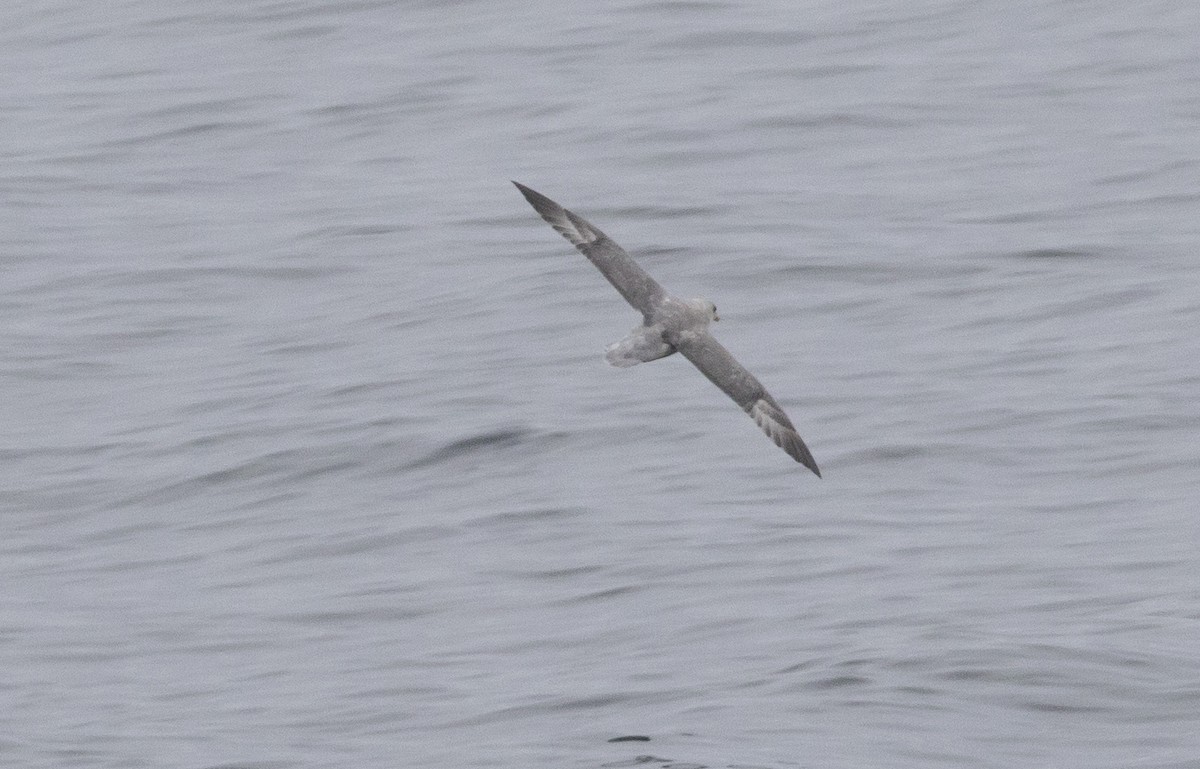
[513,182,667,318]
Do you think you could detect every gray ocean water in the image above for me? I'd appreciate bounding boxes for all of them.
[3,1,1199,767]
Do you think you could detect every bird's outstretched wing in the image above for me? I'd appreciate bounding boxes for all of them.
[674,330,820,476]
[513,182,667,318]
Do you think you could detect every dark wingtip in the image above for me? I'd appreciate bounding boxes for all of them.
[797,450,821,477]
[512,180,543,200]
[511,180,536,202]
[791,438,821,477]
[511,182,564,224]
[512,180,540,203]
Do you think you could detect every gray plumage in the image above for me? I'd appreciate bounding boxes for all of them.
[514,181,820,476]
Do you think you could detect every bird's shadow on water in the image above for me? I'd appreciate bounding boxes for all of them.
[599,754,778,769]
[402,426,533,470]
[598,737,786,769]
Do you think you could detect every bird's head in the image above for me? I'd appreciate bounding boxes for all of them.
[685,297,718,323]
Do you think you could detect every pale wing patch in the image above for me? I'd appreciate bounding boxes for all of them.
[749,398,821,476]
[558,210,601,246]
[542,208,600,248]
[750,398,793,447]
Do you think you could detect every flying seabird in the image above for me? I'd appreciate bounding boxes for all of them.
[514,181,820,476]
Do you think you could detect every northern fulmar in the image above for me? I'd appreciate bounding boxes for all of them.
[514,182,820,476]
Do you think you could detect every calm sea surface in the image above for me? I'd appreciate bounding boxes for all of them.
[3,1,1199,767]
